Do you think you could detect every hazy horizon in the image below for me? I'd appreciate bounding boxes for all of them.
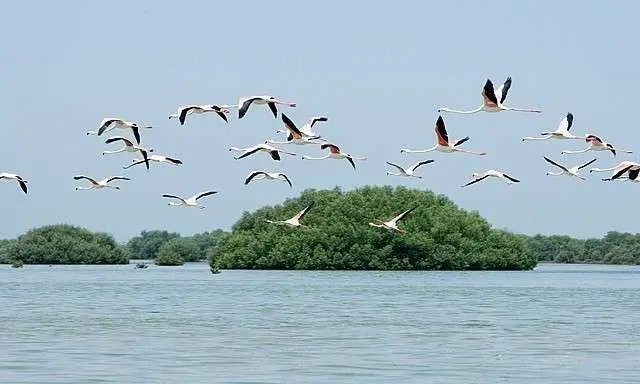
[1,1,638,243]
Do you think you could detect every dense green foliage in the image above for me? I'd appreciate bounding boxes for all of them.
[127,230,180,260]
[3,224,129,264]
[527,231,640,265]
[211,186,537,271]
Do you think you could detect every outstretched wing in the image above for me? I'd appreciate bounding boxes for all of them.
[97,118,118,135]
[461,175,489,187]
[238,97,259,119]
[106,176,131,183]
[244,171,265,185]
[267,102,278,118]
[497,76,512,104]
[104,136,133,146]
[131,126,141,145]
[294,201,315,221]
[321,143,341,154]
[346,156,356,169]
[435,115,449,145]
[386,161,405,173]
[502,173,520,183]
[165,157,183,165]
[235,147,262,160]
[411,160,435,171]
[279,173,293,188]
[162,194,187,204]
[390,206,417,224]
[308,116,328,127]
[605,143,616,157]
[73,175,98,184]
[179,106,198,125]
[578,158,597,170]
[195,191,218,201]
[558,112,574,132]
[281,113,303,138]
[628,168,640,181]
[269,150,281,161]
[543,157,569,172]
[454,136,470,147]
[17,179,27,194]
[482,79,498,106]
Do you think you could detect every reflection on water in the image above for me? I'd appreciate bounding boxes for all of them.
[1,262,639,383]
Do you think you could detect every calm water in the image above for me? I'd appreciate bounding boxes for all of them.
[1,263,639,383]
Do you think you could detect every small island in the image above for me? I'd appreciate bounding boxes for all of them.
[2,186,640,269]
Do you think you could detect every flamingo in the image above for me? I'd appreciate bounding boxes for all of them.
[237,95,296,119]
[265,113,325,146]
[603,165,640,182]
[590,161,640,175]
[438,77,542,114]
[400,116,487,156]
[102,136,152,169]
[385,160,434,178]
[123,154,183,169]
[229,143,297,161]
[88,118,152,145]
[301,143,366,169]
[369,207,416,233]
[244,171,292,188]
[522,113,584,141]
[265,201,315,228]
[561,134,633,157]
[162,191,218,209]
[0,173,28,194]
[461,170,520,187]
[276,115,329,138]
[543,156,597,181]
[73,175,130,190]
[168,104,230,125]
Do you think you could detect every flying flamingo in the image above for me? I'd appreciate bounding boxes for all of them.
[369,207,417,233]
[237,95,296,119]
[276,115,329,138]
[400,116,487,156]
[102,136,152,169]
[461,170,520,187]
[301,143,366,169]
[123,154,183,169]
[265,114,325,146]
[89,118,152,145]
[265,201,315,228]
[561,134,633,157]
[244,171,293,188]
[168,104,230,125]
[603,165,640,182]
[73,175,130,191]
[385,160,434,178]
[522,113,584,142]
[543,156,597,181]
[0,173,28,194]
[162,191,218,209]
[228,143,297,161]
[438,77,542,115]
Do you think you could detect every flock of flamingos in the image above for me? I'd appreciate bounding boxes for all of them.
[2,77,638,233]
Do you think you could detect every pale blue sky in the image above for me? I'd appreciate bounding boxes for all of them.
[0,1,637,242]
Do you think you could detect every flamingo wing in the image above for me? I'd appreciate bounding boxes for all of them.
[73,175,98,184]
[244,171,266,185]
[281,113,303,138]
[502,174,520,183]
[482,79,499,106]
[104,136,133,146]
[309,116,328,127]
[578,158,598,170]
[390,206,417,224]
[235,147,262,160]
[610,165,634,180]
[165,157,183,165]
[17,179,27,194]
[497,76,512,104]
[162,194,187,204]
[194,191,218,201]
[605,143,616,157]
[346,156,356,170]
[411,160,435,171]
[106,176,131,183]
[454,136,470,147]
[628,168,640,181]
[435,115,449,145]
[461,175,489,187]
[386,161,406,173]
[558,112,574,132]
[97,118,118,135]
[279,173,293,188]
[294,200,315,221]
[238,97,259,119]
[543,157,569,172]
[321,143,341,154]
[267,102,278,118]
[179,106,199,125]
